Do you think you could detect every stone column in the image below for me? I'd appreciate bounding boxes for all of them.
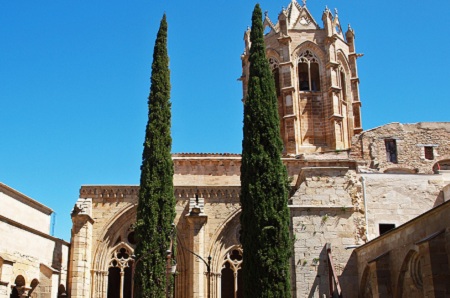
[50,272,59,298]
[185,197,208,298]
[68,198,94,298]
[0,259,14,298]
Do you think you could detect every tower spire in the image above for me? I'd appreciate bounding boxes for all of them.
[302,0,307,7]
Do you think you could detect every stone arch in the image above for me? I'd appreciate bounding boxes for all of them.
[220,246,243,298]
[92,204,137,273]
[207,209,241,298]
[433,158,450,173]
[58,284,67,297]
[106,243,134,298]
[28,278,39,298]
[91,204,137,298]
[359,265,374,298]
[293,41,326,64]
[293,41,326,91]
[395,248,423,298]
[336,51,352,102]
[174,232,188,298]
[14,275,25,287]
[266,48,281,61]
[11,275,26,298]
[267,55,281,98]
[209,209,241,273]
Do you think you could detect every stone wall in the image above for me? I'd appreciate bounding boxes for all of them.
[0,183,52,234]
[351,122,450,174]
[289,167,363,297]
[0,215,69,298]
[361,173,448,240]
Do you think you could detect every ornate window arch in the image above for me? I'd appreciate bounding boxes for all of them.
[297,50,321,92]
[107,245,134,298]
[221,247,243,298]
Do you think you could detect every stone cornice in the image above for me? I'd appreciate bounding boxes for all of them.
[175,186,241,200]
[79,185,242,201]
[79,185,139,199]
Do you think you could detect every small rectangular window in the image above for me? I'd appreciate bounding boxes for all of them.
[379,223,395,235]
[385,139,398,163]
[424,146,434,160]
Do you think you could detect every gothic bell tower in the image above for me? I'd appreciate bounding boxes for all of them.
[241,0,363,154]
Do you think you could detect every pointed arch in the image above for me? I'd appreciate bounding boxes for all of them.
[208,209,242,274]
[220,246,243,298]
[203,208,242,298]
[92,204,137,273]
[336,50,352,104]
[91,204,137,298]
[294,42,326,93]
[359,265,374,298]
[395,248,423,298]
[107,244,133,298]
[293,41,326,66]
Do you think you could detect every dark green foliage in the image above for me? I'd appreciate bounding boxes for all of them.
[134,14,175,298]
[240,4,292,298]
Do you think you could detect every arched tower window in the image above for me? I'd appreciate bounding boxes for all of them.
[298,50,321,92]
[269,58,280,96]
[107,247,133,298]
[221,248,243,298]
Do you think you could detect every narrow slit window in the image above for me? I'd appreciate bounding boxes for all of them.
[340,70,346,99]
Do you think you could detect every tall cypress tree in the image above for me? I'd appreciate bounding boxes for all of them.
[240,4,291,297]
[134,14,175,298]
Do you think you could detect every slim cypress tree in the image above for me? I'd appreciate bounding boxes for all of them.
[240,4,291,297]
[134,14,175,298]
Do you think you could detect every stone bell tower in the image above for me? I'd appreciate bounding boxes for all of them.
[241,0,363,154]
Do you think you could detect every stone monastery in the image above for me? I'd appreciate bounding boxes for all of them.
[1,1,450,297]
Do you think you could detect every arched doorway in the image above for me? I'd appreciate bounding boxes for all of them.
[221,248,243,298]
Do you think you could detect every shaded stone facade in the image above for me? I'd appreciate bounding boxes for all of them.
[355,200,450,298]
[0,183,69,298]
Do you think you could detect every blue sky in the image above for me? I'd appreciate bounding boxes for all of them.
[1,0,449,241]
